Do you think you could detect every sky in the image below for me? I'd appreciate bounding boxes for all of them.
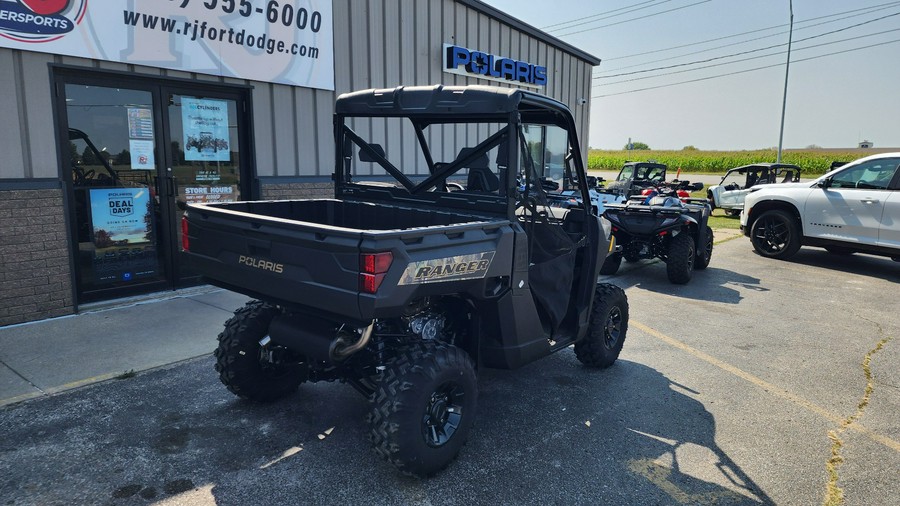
[482,0,900,150]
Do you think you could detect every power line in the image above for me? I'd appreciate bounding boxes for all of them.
[555,0,713,37]
[542,0,664,30]
[594,11,900,79]
[596,3,900,73]
[544,0,674,33]
[599,0,900,61]
[591,38,900,98]
[594,27,900,86]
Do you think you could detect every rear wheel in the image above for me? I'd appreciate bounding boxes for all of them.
[214,301,306,402]
[575,283,629,368]
[725,209,741,217]
[368,340,477,477]
[599,253,622,275]
[750,209,801,260]
[695,226,714,270]
[666,232,695,284]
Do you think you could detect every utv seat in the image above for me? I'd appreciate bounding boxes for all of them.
[457,147,498,192]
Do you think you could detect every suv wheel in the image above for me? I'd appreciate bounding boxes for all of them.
[575,283,629,368]
[214,301,307,402]
[368,340,477,477]
[666,232,695,284]
[750,209,801,260]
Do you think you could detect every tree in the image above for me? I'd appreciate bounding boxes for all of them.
[114,149,131,165]
[68,142,80,165]
[625,141,650,150]
[682,145,699,151]
[81,145,98,165]
[94,229,114,248]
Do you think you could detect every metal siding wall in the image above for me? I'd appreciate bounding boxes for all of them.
[0,50,25,179]
[22,52,57,179]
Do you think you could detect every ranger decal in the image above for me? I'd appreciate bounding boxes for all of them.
[399,252,495,285]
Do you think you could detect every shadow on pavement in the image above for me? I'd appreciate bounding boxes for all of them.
[0,354,774,505]
[775,248,900,282]
[603,264,767,305]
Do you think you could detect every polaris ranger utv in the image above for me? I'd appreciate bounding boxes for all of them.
[182,85,629,477]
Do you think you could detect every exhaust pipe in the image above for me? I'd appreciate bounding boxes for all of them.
[332,322,374,360]
[268,313,374,363]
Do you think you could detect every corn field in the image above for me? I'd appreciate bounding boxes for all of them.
[587,149,872,175]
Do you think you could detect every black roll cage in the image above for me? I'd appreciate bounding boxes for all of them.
[331,85,591,222]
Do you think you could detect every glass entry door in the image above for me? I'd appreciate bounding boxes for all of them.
[64,84,169,298]
[56,72,253,303]
[165,92,244,280]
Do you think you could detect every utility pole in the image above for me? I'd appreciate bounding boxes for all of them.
[777,0,794,162]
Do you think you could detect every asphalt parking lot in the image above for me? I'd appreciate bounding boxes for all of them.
[1,236,898,505]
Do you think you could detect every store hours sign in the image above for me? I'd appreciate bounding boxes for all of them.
[0,0,335,90]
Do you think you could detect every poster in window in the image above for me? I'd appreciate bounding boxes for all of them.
[127,107,154,139]
[182,97,230,162]
[128,139,155,170]
[88,188,158,284]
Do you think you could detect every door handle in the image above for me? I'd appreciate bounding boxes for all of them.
[166,176,177,197]
[859,198,879,204]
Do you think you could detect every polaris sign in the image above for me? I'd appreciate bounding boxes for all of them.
[443,44,547,89]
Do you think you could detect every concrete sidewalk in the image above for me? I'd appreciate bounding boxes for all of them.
[0,287,250,407]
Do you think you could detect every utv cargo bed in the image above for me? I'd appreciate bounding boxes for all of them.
[185,199,513,324]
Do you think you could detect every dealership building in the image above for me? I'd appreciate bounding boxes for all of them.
[0,0,599,326]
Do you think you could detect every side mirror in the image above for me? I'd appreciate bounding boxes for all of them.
[817,177,832,189]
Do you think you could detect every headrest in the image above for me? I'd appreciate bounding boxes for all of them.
[359,144,385,162]
[457,147,489,169]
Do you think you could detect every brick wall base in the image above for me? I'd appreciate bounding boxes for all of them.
[260,182,334,200]
[0,188,74,327]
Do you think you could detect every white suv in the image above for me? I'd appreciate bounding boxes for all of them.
[741,153,900,261]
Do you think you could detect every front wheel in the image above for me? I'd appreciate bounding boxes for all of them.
[750,209,801,260]
[575,283,629,368]
[368,341,477,478]
[666,232,695,284]
[214,301,307,402]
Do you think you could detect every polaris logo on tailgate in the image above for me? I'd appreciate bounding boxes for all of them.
[399,252,495,285]
[238,255,284,274]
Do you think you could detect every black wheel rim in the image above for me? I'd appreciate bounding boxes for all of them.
[754,216,789,253]
[704,235,713,260]
[422,381,465,447]
[604,306,623,348]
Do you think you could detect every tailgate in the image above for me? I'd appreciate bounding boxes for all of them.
[183,205,365,321]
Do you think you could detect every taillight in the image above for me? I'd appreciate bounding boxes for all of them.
[181,216,190,251]
[359,252,392,294]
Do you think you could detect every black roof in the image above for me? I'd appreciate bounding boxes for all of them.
[335,85,574,119]
[623,161,667,168]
